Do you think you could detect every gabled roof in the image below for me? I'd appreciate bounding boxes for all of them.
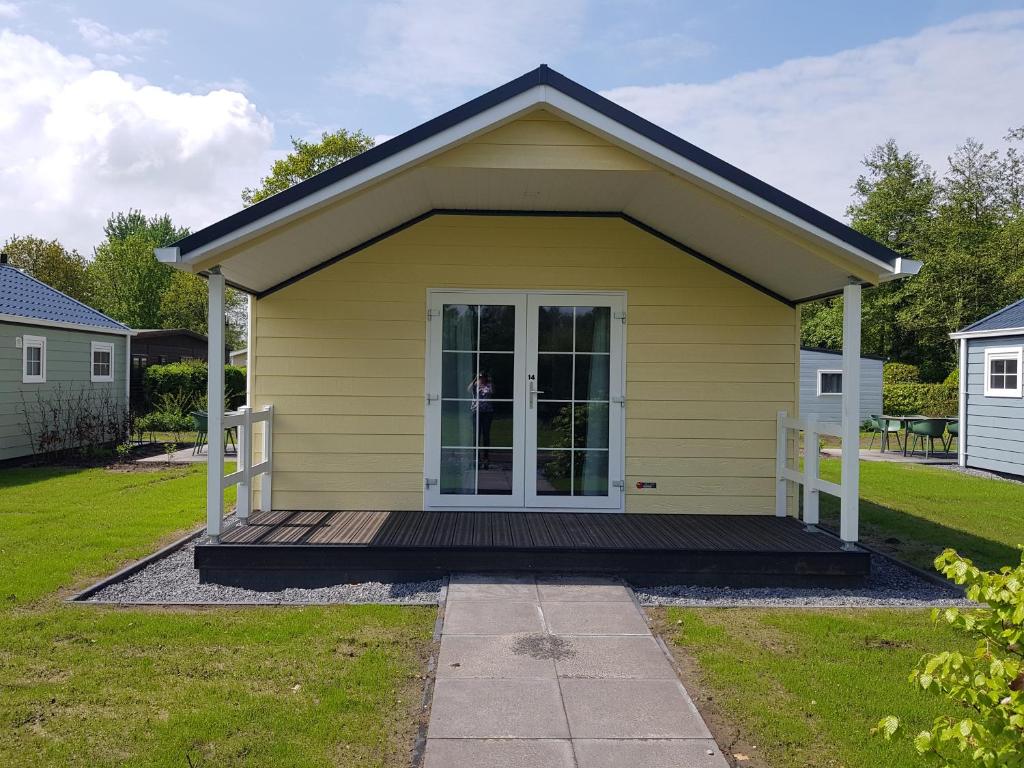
[159,65,920,302]
[0,264,132,335]
[951,297,1024,338]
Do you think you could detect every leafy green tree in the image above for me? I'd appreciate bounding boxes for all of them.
[102,209,188,247]
[159,270,246,349]
[241,128,375,206]
[1,235,91,303]
[89,230,173,328]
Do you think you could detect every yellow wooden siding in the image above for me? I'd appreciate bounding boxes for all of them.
[252,214,798,514]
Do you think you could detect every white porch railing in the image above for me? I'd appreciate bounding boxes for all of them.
[211,404,273,539]
[775,410,852,538]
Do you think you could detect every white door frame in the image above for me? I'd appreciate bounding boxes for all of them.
[424,289,626,513]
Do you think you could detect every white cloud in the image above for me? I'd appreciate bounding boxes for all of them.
[0,2,21,19]
[0,30,274,253]
[73,17,165,65]
[335,0,586,105]
[602,11,1024,219]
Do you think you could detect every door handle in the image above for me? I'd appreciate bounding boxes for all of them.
[529,379,544,408]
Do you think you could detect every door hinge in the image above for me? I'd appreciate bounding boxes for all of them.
[613,311,627,323]
[611,395,626,406]
[426,308,440,320]
[612,480,625,490]
[426,393,440,404]
[425,478,438,488]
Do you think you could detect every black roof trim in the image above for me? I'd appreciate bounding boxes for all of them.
[254,209,796,308]
[173,65,900,268]
[801,345,886,362]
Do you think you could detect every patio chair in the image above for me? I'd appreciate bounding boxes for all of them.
[944,420,959,453]
[192,411,237,456]
[867,415,903,452]
[907,418,947,458]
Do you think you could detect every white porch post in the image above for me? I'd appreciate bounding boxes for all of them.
[957,337,967,467]
[840,281,861,545]
[207,268,226,541]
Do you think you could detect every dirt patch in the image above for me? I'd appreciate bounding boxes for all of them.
[647,609,772,768]
[511,633,576,661]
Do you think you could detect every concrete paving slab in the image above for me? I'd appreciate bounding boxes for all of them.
[442,601,545,635]
[561,679,713,739]
[573,738,730,768]
[423,738,576,768]
[536,576,633,603]
[427,679,569,738]
[436,634,557,679]
[554,635,677,679]
[542,601,650,636]
[448,573,540,602]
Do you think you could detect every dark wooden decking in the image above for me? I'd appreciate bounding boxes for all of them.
[196,510,869,588]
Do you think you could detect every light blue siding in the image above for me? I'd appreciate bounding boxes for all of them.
[0,321,128,461]
[799,349,883,423]
[964,335,1024,476]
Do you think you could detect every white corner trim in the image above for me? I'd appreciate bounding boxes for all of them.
[155,246,180,264]
[957,337,966,467]
[816,368,843,396]
[950,326,1024,340]
[982,346,1023,398]
[90,340,115,383]
[22,334,46,383]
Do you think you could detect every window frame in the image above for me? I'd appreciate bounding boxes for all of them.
[816,368,843,397]
[22,335,47,383]
[983,346,1022,398]
[91,340,115,383]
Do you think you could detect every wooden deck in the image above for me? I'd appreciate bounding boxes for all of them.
[195,510,869,588]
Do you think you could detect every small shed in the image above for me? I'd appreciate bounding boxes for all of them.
[799,347,883,423]
[951,298,1024,477]
[130,328,216,409]
[0,263,133,461]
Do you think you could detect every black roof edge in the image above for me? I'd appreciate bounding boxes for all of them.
[958,296,1024,332]
[172,64,900,269]
[801,345,886,362]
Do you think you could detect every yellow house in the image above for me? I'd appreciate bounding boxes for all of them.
[157,66,919,586]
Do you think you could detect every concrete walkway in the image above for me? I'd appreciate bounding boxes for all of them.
[821,446,956,465]
[424,573,728,768]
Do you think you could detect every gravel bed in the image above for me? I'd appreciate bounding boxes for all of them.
[934,463,1024,485]
[84,539,443,605]
[633,554,971,608]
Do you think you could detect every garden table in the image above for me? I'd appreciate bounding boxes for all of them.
[879,415,957,456]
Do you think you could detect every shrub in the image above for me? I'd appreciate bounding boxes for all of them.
[19,385,131,461]
[883,383,958,416]
[884,362,921,384]
[944,368,960,388]
[877,549,1024,767]
[143,360,245,411]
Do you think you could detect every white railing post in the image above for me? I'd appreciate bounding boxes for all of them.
[775,410,788,517]
[840,281,862,546]
[260,404,273,512]
[802,418,820,528]
[236,405,252,522]
[207,268,225,541]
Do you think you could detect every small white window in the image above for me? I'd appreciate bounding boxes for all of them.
[91,341,115,383]
[22,335,46,383]
[983,347,1022,398]
[817,369,843,396]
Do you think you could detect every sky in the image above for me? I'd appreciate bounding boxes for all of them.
[2,0,1024,254]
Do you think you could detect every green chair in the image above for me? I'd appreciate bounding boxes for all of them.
[192,411,237,456]
[944,420,959,453]
[907,418,947,458]
[867,415,903,452]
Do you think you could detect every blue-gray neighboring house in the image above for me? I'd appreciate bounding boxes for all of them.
[799,346,884,424]
[0,260,134,461]
[951,298,1024,477]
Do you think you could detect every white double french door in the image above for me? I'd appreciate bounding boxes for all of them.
[425,291,625,511]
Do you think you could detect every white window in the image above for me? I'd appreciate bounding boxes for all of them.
[817,369,843,396]
[983,346,1022,397]
[22,335,46,383]
[91,341,115,383]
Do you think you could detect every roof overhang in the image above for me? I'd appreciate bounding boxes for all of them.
[158,66,919,304]
[0,313,135,336]
[949,327,1024,340]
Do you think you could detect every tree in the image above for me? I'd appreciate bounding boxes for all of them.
[2,235,91,303]
[241,128,375,206]
[159,270,246,349]
[88,230,173,329]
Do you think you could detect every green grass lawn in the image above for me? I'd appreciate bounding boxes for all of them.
[0,465,435,767]
[657,608,971,768]
[818,458,1024,571]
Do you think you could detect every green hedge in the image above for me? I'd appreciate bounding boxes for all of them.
[143,360,246,411]
[883,362,921,384]
[883,383,958,416]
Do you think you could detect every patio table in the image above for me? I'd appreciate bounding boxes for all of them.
[879,415,957,456]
